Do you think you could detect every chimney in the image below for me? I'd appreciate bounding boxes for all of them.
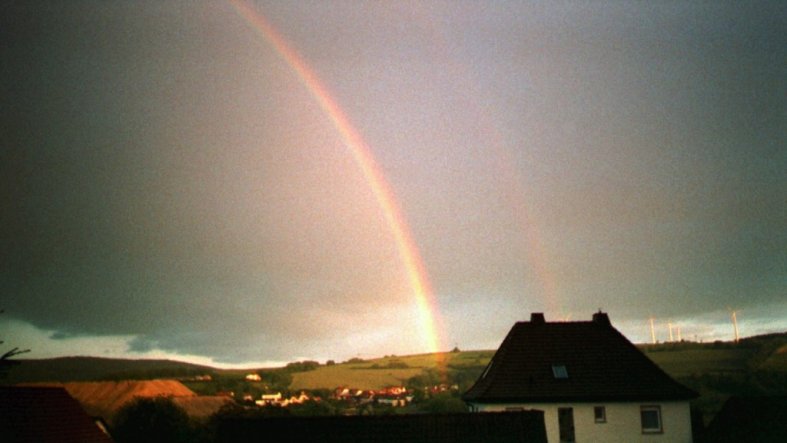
[530,313,545,324]
[592,311,610,326]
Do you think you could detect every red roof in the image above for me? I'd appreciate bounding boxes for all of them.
[463,312,697,403]
[0,386,113,443]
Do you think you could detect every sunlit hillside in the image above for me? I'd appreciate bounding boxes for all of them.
[5,333,786,425]
[290,351,494,390]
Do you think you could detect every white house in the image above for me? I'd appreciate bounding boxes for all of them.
[245,373,262,382]
[256,392,283,406]
[463,312,697,443]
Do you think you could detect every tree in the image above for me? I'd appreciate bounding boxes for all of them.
[111,397,194,443]
[406,368,441,389]
[0,309,30,379]
[417,392,468,413]
[289,400,335,416]
[284,360,320,372]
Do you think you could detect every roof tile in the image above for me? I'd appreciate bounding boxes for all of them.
[463,313,697,403]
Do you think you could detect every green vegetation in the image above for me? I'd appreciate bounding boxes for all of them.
[182,369,292,399]
[291,361,422,390]
[642,348,754,377]
[369,359,409,369]
[7,334,786,423]
[641,333,787,424]
[112,397,195,443]
[285,360,320,372]
[289,351,493,391]
[416,392,468,414]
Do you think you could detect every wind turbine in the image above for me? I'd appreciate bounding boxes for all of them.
[649,317,656,344]
[668,321,674,342]
[730,310,740,343]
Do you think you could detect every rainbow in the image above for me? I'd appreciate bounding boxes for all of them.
[229,0,445,357]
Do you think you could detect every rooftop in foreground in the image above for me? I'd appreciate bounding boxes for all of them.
[463,312,698,403]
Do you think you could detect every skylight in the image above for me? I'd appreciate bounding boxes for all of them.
[552,364,568,379]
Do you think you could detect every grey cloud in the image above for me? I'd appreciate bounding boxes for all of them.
[2,1,785,363]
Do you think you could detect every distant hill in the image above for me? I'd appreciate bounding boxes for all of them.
[3,356,215,383]
[4,332,786,425]
[638,331,787,423]
[4,331,785,390]
[639,331,787,376]
[290,350,493,391]
[285,332,787,391]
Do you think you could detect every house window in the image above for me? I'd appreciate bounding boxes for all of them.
[640,405,663,433]
[594,406,606,423]
[551,364,568,379]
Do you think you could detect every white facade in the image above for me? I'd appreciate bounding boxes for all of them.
[470,401,692,443]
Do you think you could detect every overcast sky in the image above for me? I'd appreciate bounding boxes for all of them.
[2,0,785,367]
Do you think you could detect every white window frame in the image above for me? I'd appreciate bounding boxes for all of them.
[593,405,606,423]
[640,405,663,434]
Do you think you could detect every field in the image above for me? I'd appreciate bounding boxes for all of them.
[639,336,787,423]
[290,364,423,390]
[7,334,785,423]
[642,348,754,377]
[290,351,493,390]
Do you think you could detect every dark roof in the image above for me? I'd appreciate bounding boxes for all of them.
[463,312,698,403]
[701,396,787,443]
[0,386,113,443]
[217,411,546,443]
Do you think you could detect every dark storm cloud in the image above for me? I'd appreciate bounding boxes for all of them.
[2,1,785,363]
[49,331,74,340]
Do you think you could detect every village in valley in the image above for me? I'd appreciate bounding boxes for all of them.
[3,312,787,442]
[191,372,455,411]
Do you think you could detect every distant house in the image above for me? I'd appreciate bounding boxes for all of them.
[334,387,353,399]
[256,392,283,406]
[0,386,113,443]
[288,391,311,405]
[376,396,407,407]
[463,312,698,443]
[256,391,313,407]
[380,386,407,396]
[245,373,262,382]
[333,386,409,407]
[334,387,373,403]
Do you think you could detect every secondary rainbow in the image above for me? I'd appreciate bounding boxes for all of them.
[229,0,445,356]
[416,12,562,317]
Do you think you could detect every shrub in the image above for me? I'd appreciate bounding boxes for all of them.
[112,397,194,443]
